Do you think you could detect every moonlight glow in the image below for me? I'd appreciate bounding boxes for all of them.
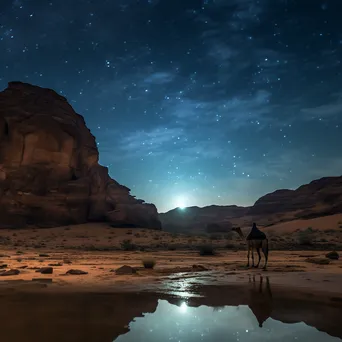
[179,302,188,314]
[174,196,187,209]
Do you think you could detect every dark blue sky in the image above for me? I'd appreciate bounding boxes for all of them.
[1,0,342,212]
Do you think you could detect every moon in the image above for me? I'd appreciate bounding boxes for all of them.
[174,196,187,209]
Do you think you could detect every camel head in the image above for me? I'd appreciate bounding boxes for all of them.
[232,227,244,240]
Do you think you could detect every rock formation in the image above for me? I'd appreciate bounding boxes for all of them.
[250,176,342,218]
[160,176,342,233]
[0,81,161,229]
[159,205,248,234]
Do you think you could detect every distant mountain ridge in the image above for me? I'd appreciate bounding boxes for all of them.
[159,176,342,234]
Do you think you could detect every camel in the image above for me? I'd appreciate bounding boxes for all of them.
[232,223,269,269]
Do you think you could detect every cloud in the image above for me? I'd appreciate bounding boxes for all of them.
[162,89,274,129]
[301,92,342,119]
[207,41,238,65]
[143,72,175,85]
[115,126,184,158]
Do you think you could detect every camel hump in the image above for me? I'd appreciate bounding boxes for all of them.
[246,226,266,240]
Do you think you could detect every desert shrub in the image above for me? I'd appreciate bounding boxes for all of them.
[209,234,221,240]
[297,229,314,245]
[120,239,136,251]
[134,233,141,238]
[142,259,156,269]
[168,245,176,251]
[198,244,215,256]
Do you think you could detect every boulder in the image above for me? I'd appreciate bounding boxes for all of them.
[0,82,161,229]
[0,269,20,276]
[66,269,88,275]
[115,265,137,275]
[36,267,53,274]
[326,251,339,260]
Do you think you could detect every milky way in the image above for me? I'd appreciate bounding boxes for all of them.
[1,0,342,212]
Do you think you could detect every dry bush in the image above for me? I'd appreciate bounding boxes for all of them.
[120,239,136,251]
[198,244,215,256]
[142,259,156,269]
[297,228,314,245]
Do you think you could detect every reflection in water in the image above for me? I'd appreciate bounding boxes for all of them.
[248,275,272,328]
[179,301,188,313]
[115,276,340,342]
[0,276,341,342]
[116,300,339,342]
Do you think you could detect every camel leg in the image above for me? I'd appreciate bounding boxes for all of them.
[246,244,250,267]
[251,246,255,267]
[262,239,269,270]
[255,247,261,268]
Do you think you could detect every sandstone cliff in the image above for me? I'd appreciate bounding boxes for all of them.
[0,81,161,229]
[160,176,342,233]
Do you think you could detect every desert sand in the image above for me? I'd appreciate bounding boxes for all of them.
[0,214,341,295]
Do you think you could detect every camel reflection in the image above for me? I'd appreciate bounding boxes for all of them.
[247,275,273,328]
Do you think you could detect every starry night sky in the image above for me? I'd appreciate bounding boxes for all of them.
[1,0,342,212]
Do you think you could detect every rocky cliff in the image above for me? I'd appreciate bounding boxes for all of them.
[250,176,342,218]
[0,81,161,229]
[160,176,342,233]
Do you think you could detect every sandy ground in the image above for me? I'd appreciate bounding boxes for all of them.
[0,248,341,294]
[0,215,341,294]
[0,213,342,251]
